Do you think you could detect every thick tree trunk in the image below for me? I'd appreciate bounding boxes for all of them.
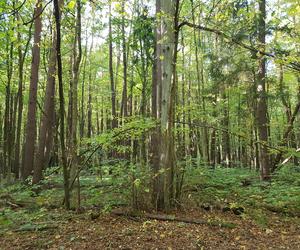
[33,30,57,184]
[22,0,43,180]
[156,0,177,210]
[256,0,270,180]
[150,0,163,209]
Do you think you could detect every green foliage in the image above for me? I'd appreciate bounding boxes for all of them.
[184,165,300,224]
[82,117,156,153]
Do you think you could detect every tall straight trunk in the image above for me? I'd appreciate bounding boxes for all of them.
[257,0,270,180]
[33,30,58,184]
[82,34,93,139]
[221,87,231,166]
[22,0,43,180]
[100,101,104,132]
[210,96,217,167]
[168,0,180,206]
[187,48,197,159]
[109,1,117,130]
[96,111,100,134]
[87,45,93,138]
[120,0,128,119]
[54,0,70,209]
[68,0,82,162]
[150,0,162,209]
[3,38,13,178]
[175,32,186,201]
[67,0,82,209]
[156,0,177,210]
[190,0,202,161]
[8,47,15,179]
[120,1,130,159]
[190,0,209,163]
[80,30,88,139]
[14,17,32,179]
[138,31,148,164]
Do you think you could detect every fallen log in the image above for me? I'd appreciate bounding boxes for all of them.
[111,209,236,228]
[14,223,58,232]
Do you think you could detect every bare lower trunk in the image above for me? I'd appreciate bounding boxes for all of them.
[54,0,70,209]
[22,0,43,180]
[257,0,270,180]
[33,32,57,184]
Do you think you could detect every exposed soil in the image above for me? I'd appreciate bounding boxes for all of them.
[1,209,299,250]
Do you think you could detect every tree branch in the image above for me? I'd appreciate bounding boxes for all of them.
[23,0,53,25]
[178,21,300,72]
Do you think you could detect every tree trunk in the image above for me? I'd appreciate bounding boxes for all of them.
[109,1,117,130]
[156,0,177,210]
[87,37,93,138]
[120,0,128,119]
[3,39,13,178]
[54,0,70,209]
[80,30,88,140]
[22,0,43,180]
[150,0,163,210]
[256,0,270,180]
[33,28,58,184]
[14,17,32,179]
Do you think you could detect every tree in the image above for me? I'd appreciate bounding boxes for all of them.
[22,0,43,180]
[256,0,270,180]
[53,0,70,209]
[153,0,178,211]
[33,21,57,184]
[109,0,117,130]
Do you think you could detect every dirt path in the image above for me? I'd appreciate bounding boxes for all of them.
[1,209,299,250]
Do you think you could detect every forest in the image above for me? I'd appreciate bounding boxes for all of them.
[0,0,300,249]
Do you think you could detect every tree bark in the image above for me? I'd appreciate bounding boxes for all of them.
[109,1,117,130]
[22,0,43,180]
[53,0,70,209]
[156,0,177,210]
[14,17,32,180]
[256,0,270,180]
[120,0,128,119]
[33,27,58,184]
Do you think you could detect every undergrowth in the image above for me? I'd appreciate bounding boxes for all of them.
[184,164,300,226]
[1,163,299,233]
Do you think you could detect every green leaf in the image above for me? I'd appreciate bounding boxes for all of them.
[67,0,76,9]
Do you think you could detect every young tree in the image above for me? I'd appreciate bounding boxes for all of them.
[53,0,70,209]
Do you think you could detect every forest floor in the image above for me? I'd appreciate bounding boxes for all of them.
[1,207,300,250]
[1,166,300,249]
